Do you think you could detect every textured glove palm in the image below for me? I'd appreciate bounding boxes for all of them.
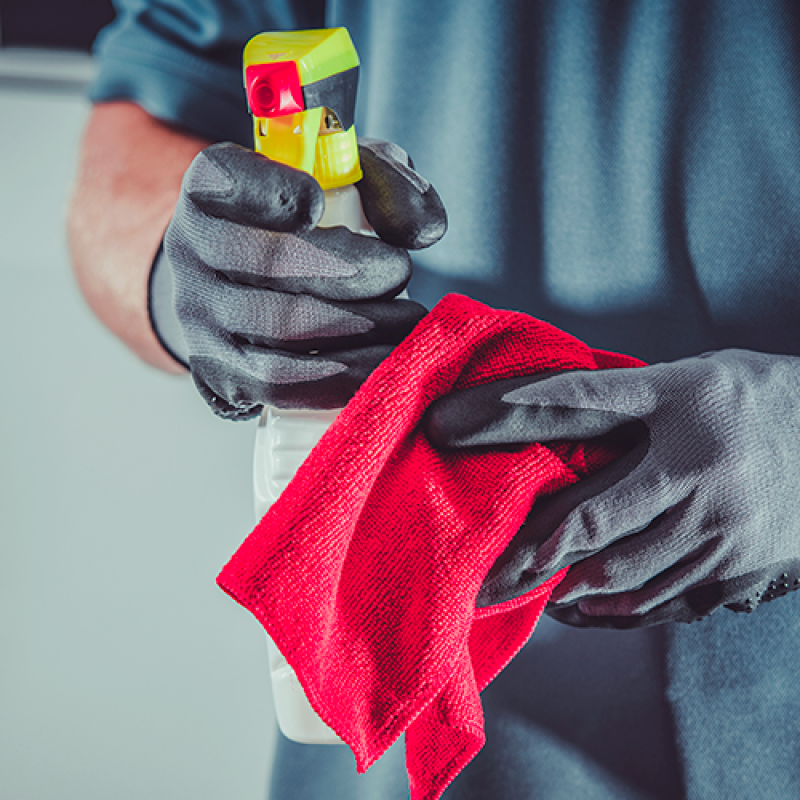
[159,140,445,419]
[426,349,800,626]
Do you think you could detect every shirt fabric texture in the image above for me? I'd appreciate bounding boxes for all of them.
[90,2,800,798]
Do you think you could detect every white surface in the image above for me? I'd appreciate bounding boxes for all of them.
[266,636,346,746]
[254,408,343,746]
[253,406,340,518]
[0,48,96,86]
[252,184,366,746]
[0,85,275,799]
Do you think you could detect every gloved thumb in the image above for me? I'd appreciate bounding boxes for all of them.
[183,142,324,232]
[426,368,653,448]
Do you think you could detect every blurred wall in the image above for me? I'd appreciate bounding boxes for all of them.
[0,46,277,800]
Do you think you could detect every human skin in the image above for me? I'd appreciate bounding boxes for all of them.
[67,100,210,373]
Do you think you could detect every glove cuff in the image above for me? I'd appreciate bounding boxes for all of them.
[147,244,190,369]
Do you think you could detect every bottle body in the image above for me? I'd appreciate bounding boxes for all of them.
[254,184,368,745]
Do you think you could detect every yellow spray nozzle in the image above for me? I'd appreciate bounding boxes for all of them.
[243,28,362,190]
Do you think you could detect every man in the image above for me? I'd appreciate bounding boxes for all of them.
[69,1,800,797]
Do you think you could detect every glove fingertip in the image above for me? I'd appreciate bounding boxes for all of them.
[186,142,324,233]
[365,183,448,250]
[397,185,448,250]
[357,144,448,250]
[424,387,507,449]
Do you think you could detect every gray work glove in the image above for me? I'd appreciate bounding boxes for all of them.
[425,349,800,627]
[153,140,446,419]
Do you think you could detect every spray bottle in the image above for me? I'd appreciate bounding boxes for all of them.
[244,28,368,745]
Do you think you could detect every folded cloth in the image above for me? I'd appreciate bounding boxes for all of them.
[218,293,644,800]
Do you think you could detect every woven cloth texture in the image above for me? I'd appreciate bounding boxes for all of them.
[218,293,643,800]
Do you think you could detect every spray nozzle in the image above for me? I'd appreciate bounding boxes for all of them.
[243,28,362,190]
[246,61,305,118]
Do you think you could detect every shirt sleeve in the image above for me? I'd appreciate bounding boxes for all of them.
[89,0,325,144]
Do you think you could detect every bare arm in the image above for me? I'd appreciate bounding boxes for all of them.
[67,101,211,373]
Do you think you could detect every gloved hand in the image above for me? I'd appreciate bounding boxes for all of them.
[425,349,800,627]
[154,139,446,419]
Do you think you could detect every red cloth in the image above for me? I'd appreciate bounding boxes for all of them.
[218,294,643,800]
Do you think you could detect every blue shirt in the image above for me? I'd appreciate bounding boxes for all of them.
[91,2,800,797]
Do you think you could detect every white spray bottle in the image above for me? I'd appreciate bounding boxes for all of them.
[244,27,370,745]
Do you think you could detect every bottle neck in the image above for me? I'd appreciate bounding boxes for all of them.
[319,184,372,234]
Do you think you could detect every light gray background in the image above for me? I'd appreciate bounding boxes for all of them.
[1,51,276,800]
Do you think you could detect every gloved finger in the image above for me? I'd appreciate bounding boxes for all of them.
[546,568,755,628]
[545,595,699,628]
[356,138,448,250]
[475,426,647,607]
[190,341,396,419]
[549,493,714,608]
[179,278,426,352]
[169,195,414,301]
[547,492,798,625]
[499,367,659,441]
[182,142,324,232]
[424,373,632,448]
[529,450,693,578]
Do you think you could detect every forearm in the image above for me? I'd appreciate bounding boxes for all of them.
[67,101,211,373]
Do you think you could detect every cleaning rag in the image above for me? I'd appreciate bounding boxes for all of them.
[218,293,644,800]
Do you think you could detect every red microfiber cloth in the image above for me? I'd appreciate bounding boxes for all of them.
[218,294,644,800]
